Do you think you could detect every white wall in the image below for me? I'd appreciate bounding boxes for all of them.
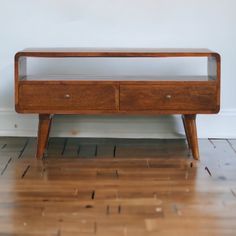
[0,0,236,138]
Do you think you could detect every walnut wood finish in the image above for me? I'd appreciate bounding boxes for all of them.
[183,115,200,160]
[120,84,217,112]
[18,83,119,112]
[36,114,53,159]
[182,115,192,150]
[15,47,220,58]
[14,48,221,159]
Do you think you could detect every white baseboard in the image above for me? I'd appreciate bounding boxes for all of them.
[0,109,235,138]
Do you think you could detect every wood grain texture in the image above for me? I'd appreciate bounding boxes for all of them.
[182,115,192,150]
[36,114,53,159]
[15,48,220,115]
[18,83,119,112]
[120,84,217,112]
[14,48,221,160]
[15,47,220,58]
[0,137,236,235]
[17,81,219,114]
[184,115,199,160]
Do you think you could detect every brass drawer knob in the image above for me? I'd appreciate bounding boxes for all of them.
[166,94,172,99]
[64,94,71,99]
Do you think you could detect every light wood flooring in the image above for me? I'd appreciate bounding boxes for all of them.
[0,137,236,236]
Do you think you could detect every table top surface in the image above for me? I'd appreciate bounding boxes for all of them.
[15,48,220,58]
[20,48,214,52]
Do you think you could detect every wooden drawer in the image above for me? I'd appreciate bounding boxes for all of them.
[18,83,118,112]
[120,84,217,112]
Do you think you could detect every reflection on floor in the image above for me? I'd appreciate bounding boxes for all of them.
[0,137,236,235]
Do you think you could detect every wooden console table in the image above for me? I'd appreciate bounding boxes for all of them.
[15,48,221,160]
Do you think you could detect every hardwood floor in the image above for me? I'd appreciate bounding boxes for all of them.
[0,137,236,235]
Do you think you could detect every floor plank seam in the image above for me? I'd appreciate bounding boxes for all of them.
[226,139,236,154]
[208,138,217,149]
[18,138,30,159]
[21,165,31,179]
[95,144,98,157]
[61,138,68,156]
[1,143,7,150]
[0,157,12,176]
[94,222,97,234]
[91,190,96,200]
[231,189,236,198]
[146,159,150,168]
[118,205,122,214]
[113,145,117,158]
[106,205,110,215]
[77,145,81,157]
[115,170,119,179]
[205,166,212,176]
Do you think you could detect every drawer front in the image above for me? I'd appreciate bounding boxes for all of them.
[120,84,217,111]
[18,84,118,111]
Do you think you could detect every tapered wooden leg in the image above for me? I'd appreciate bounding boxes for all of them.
[36,114,53,159]
[182,115,192,150]
[183,114,200,160]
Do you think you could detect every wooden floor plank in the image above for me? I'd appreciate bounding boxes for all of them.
[63,138,115,158]
[115,139,189,158]
[46,138,66,158]
[0,137,236,235]
[19,138,37,159]
[96,144,115,158]
[62,138,79,157]
[78,144,97,158]
[0,137,28,153]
